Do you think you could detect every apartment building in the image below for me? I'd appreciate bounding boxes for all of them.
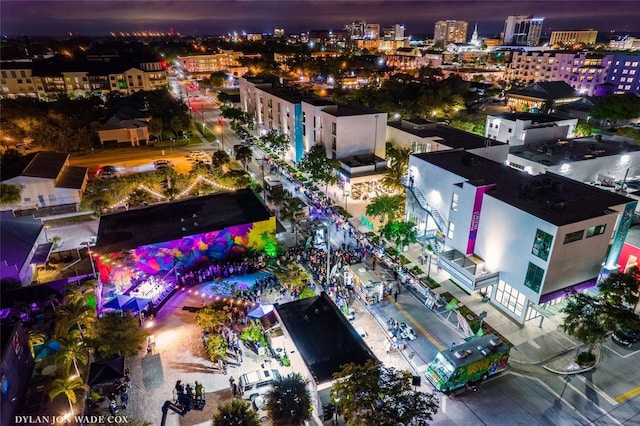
[550,30,598,46]
[0,55,167,100]
[505,51,640,95]
[434,20,469,44]
[503,15,544,46]
[177,51,243,75]
[606,55,640,94]
[485,112,578,146]
[239,76,386,163]
[406,149,636,324]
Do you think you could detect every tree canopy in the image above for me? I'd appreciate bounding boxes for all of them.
[560,292,616,354]
[332,360,439,426]
[0,183,21,205]
[86,311,148,359]
[592,94,640,128]
[265,373,312,425]
[298,144,340,186]
[212,399,260,426]
[260,129,290,157]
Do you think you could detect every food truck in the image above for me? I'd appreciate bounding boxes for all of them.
[346,263,384,305]
[425,334,510,392]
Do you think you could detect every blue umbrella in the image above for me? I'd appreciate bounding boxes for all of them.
[121,297,152,313]
[103,295,133,310]
[34,340,61,361]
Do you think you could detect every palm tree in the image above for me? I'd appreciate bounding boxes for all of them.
[54,338,89,378]
[56,300,95,341]
[27,329,46,358]
[366,195,404,230]
[280,198,305,245]
[382,146,411,193]
[48,376,88,416]
[64,280,96,306]
[212,399,260,426]
[234,145,253,170]
[266,373,312,426]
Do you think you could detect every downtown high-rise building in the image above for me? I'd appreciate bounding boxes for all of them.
[434,20,469,44]
[503,15,544,46]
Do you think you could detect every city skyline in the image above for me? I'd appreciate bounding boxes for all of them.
[2,0,640,37]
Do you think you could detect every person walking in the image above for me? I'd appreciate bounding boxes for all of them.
[232,382,238,398]
[195,381,203,400]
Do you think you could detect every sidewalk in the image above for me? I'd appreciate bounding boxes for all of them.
[394,242,582,365]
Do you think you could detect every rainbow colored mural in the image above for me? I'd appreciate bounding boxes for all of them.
[96,217,275,283]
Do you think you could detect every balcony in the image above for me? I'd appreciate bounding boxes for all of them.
[438,249,499,292]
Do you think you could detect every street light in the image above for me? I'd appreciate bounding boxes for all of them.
[344,190,350,211]
[333,396,341,425]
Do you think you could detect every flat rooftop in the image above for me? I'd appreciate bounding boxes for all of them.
[414,149,633,226]
[389,119,506,150]
[491,112,572,124]
[510,136,640,167]
[276,292,377,384]
[322,104,381,117]
[95,188,272,253]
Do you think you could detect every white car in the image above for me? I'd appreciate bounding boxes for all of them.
[186,151,208,160]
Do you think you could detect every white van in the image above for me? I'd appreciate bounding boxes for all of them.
[239,368,282,401]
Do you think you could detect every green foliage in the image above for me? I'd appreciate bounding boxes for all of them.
[234,145,253,169]
[260,129,290,157]
[240,320,269,348]
[213,399,260,426]
[615,127,640,143]
[574,122,594,137]
[206,334,228,362]
[86,312,148,359]
[331,359,439,426]
[0,183,21,205]
[382,145,411,192]
[560,292,616,354]
[195,305,231,333]
[576,351,596,366]
[298,144,340,186]
[265,373,312,426]
[592,94,640,128]
[221,105,254,129]
[212,150,230,169]
[365,195,404,227]
[208,71,228,88]
[48,376,88,415]
[380,221,417,250]
[261,231,280,258]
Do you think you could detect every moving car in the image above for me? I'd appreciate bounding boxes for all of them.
[154,160,174,170]
[611,328,640,347]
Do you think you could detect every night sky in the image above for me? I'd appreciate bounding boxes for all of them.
[2,0,639,37]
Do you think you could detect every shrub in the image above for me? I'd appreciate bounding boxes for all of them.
[576,351,596,366]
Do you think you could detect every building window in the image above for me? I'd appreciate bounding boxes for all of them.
[532,229,552,261]
[495,281,526,317]
[451,193,459,212]
[586,224,606,238]
[20,184,27,189]
[24,197,31,202]
[447,222,455,239]
[524,262,544,292]
[48,195,56,202]
[563,230,584,244]
[331,122,336,135]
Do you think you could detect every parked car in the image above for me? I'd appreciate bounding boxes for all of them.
[239,368,282,401]
[186,150,208,160]
[612,328,640,347]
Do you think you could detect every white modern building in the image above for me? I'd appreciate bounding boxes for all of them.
[406,149,636,324]
[485,113,578,146]
[506,135,640,187]
[387,118,508,163]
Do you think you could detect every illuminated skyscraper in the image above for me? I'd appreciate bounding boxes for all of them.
[503,15,544,46]
[434,20,468,44]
